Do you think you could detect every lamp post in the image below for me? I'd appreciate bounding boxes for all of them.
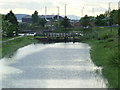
[108,2,111,13]
[65,4,67,17]
[57,7,60,28]
[118,1,120,9]
[45,6,47,20]
[57,7,60,20]
[92,8,94,16]
[82,7,84,17]
[108,2,112,32]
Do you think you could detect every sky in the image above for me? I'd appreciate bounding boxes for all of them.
[0,0,119,17]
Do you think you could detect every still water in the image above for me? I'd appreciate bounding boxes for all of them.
[0,42,107,88]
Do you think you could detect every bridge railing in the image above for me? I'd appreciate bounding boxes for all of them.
[44,33,83,38]
[44,33,83,37]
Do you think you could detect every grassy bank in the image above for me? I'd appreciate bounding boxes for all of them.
[82,27,119,88]
[2,36,37,58]
[53,27,84,33]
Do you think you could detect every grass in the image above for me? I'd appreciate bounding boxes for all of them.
[2,36,37,58]
[34,36,47,38]
[2,37,14,41]
[53,27,84,33]
[82,26,119,88]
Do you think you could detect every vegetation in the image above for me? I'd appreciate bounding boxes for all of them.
[38,18,47,27]
[0,14,2,59]
[79,10,119,27]
[60,16,71,28]
[2,36,37,58]
[32,10,39,24]
[110,10,119,25]
[20,10,47,30]
[3,10,19,37]
[1,8,119,88]
[95,14,108,26]
[80,15,94,27]
[53,27,84,33]
[81,27,119,88]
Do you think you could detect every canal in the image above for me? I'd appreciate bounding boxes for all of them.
[0,42,107,88]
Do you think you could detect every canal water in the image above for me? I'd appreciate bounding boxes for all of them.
[0,42,107,88]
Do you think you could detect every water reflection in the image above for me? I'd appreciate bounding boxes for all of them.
[1,42,107,88]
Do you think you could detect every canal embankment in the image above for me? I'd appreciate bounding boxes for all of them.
[1,36,37,58]
[81,27,119,88]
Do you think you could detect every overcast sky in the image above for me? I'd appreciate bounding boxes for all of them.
[0,0,119,17]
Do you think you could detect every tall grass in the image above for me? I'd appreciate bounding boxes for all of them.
[83,26,119,88]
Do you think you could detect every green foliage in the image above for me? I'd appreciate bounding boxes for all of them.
[95,10,119,26]
[118,9,120,25]
[80,15,94,27]
[95,14,108,26]
[2,36,37,58]
[60,16,71,28]
[82,27,118,88]
[2,20,14,37]
[0,14,1,58]
[38,18,47,27]
[53,27,84,33]
[3,10,19,37]
[5,10,18,25]
[19,22,45,30]
[32,11,39,24]
[29,24,43,30]
[0,14,2,29]
[110,10,119,24]
[27,11,47,29]
[19,23,30,30]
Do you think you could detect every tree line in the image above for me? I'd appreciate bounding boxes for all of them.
[20,10,71,30]
[1,10,48,37]
[2,10,19,37]
[80,9,119,27]
[1,9,119,37]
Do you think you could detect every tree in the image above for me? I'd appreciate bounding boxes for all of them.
[80,15,93,27]
[0,14,2,38]
[95,14,108,26]
[0,14,2,29]
[2,14,14,37]
[32,11,39,24]
[110,10,118,24]
[38,18,47,27]
[60,16,71,28]
[118,9,120,26]
[4,10,19,36]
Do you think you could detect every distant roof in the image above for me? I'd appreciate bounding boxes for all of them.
[23,15,32,18]
[23,15,62,19]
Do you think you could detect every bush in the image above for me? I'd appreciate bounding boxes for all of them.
[109,50,119,67]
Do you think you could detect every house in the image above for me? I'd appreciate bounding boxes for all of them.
[22,15,63,23]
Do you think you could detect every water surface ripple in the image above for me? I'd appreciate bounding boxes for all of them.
[1,42,107,88]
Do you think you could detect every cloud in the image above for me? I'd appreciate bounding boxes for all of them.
[1,2,55,10]
[0,0,118,16]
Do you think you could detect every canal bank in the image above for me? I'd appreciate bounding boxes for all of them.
[1,36,37,58]
[84,40,118,88]
[81,27,118,88]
